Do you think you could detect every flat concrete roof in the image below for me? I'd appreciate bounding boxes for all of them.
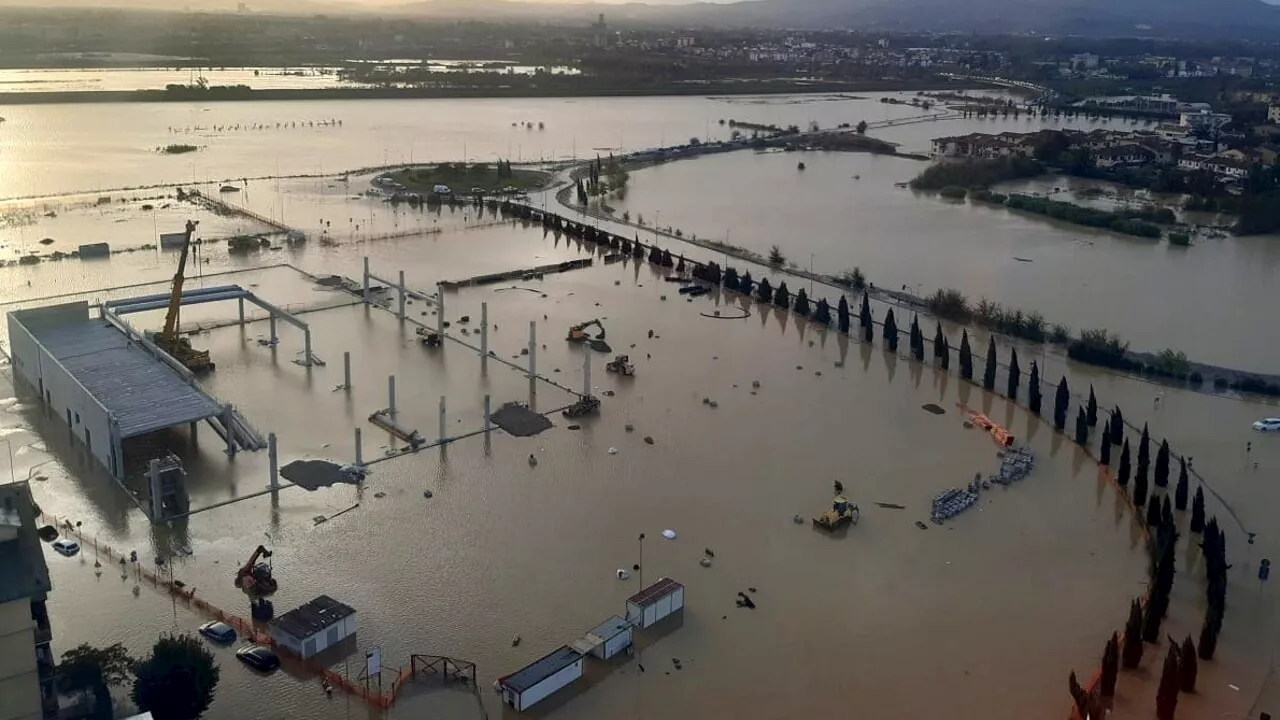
[14,306,221,438]
[0,483,51,605]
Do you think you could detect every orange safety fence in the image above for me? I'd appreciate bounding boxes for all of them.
[37,512,413,710]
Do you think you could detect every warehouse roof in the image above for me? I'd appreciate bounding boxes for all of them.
[0,483,51,605]
[13,305,221,438]
[627,577,684,608]
[501,646,581,693]
[273,595,356,639]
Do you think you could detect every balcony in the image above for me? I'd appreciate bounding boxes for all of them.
[33,624,52,646]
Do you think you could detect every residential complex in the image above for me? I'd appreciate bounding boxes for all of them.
[0,483,56,720]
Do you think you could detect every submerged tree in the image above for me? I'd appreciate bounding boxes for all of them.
[909,315,924,361]
[959,330,973,381]
[1100,633,1120,698]
[883,309,899,351]
[1175,457,1189,510]
[1190,486,1205,532]
[813,298,831,326]
[933,321,945,359]
[723,267,740,292]
[1138,423,1151,472]
[1118,439,1132,488]
[1156,645,1180,720]
[774,281,791,309]
[1155,439,1171,488]
[837,296,850,334]
[1146,494,1162,527]
[859,291,871,330]
[1122,598,1145,668]
[1075,406,1089,445]
[1007,348,1021,399]
[1134,451,1149,507]
[1100,420,1112,465]
[1087,385,1098,426]
[1161,496,1175,532]
[132,634,219,720]
[982,336,997,390]
[940,336,951,371]
[1179,636,1198,693]
[1028,361,1042,415]
[756,277,773,304]
[794,288,811,316]
[1111,406,1125,445]
[1199,606,1222,660]
[1053,377,1069,431]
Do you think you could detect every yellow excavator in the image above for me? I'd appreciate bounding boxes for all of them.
[566,318,605,343]
[153,220,214,372]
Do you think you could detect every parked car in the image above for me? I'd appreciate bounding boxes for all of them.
[236,645,280,672]
[1253,418,1280,432]
[51,539,79,557]
[198,621,237,644]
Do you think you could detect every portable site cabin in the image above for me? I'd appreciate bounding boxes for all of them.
[269,595,356,659]
[499,646,584,711]
[570,615,633,660]
[626,577,685,629]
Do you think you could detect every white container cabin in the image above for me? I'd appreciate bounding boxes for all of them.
[269,595,356,659]
[499,646,583,711]
[570,615,633,660]
[626,577,685,629]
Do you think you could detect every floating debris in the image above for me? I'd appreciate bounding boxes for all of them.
[608,447,619,455]
[699,557,712,568]
[625,423,635,432]
[662,529,677,539]
[423,490,433,498]
[644,436,655,445]
[922,403,946,415]
[874,502,906,510]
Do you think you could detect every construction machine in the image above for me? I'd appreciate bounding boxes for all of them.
[234,545,278,596]
[566,318,605,343]
[813,496,859,531]
[605,355,635,377]
[152,220,215,372]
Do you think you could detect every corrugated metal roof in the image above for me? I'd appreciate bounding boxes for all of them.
[24,318,220,438]
[501,646,581,693]
[627,577,683,608]
[272,595,356,640]
[0,483,51,605]
[587,615,630,641]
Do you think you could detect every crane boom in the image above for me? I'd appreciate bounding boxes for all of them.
[161,220,198,340]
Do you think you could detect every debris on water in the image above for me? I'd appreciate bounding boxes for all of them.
[567,424,581,430]
[796,365,803,370]
[625,423,635,432]
[834,480,844,493]
[793,514,804,524]
[608,447,619,455]
[648,329,654,338]
[603,390,616,397]
[815,371,822,376]
[644,436,655,445]
[423,490,433,498]
[699,557,712,567]
[373,492,386,499]
[808,340,814,347]
[752,380,761,388]
[617,569,630,579]
[528,454,538,466]
[736,592,756,609]
[662,529,677,539]
[702,397,711,405]
[748,587,757,593]
[834,361,844,368]
[512,635,521,647]
[705,548,715,557]
[709,401,719,408]
[874,502,906,510]
[962,421,974,429]
[915,521,929,530]
[922,403,946,415]
[750,391,757,396]
[520,348,529,355]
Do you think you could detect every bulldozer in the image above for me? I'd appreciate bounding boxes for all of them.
[813,496,859,531]
[151,220,214,372]
[605,355,635,377]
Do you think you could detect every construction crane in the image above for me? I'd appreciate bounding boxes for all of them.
[153,220,214,373]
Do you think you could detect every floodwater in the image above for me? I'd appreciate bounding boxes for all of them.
[1,87,1278,719]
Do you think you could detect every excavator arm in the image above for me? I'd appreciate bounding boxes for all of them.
[161,220,199,340]
[237,544,272,579]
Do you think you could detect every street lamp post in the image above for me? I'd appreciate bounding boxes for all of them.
[637,533,645,591]
[0,437,14,484]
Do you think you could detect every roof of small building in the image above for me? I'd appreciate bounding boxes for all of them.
[501,646,582,693]
[627,577,684,608]
[272,595,356,639]
[587,615,631,641]
[0,483,51,605]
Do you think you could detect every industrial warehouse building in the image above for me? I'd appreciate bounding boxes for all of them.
[270,595,357,659]
[499,646,584,712]
[626,578,685,629]
[6,302,223,480]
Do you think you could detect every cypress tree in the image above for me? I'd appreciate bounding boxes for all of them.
[1146,494,1162,527]
[1111,406,1125,444]
[1100,632,1120,698]
[883,309,899,351]
[909,315,924,361]
[1179,636,1197,693]
[774,281,790,309]
[1134,452,1149,507]
[982,336,997,390]
[1100,420,1112,465]
[1087,385,1098,426]
[863,315,873,343]
[837,296,850,334]
[813,298,831,326]
[1161,496,1174,532]
[1075,407,1088,445]
[1053,377,1069,431]
[940,336,950,370]
[676,255,685,273]
[1068,671,1088,717]
[1190,487,1205,532]
[756,277,773,304]
[859,291,871,330]
[959,330,973,381]
[1122,598,1145,668]
[794,288,811,316]
[1175,458,1189,510]
[1199,606,1221,660]
[1118,439,1132,488]
[739,271,753,293]
[933,321,944,359]
[723,267,739,292]
[1155,440,1171,488]
[1007,348,1021,399]
[1138,423,1151,471]
[1156,645,1180,720]
[1028,361,1042,415]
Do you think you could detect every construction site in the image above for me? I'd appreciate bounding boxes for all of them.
[10,199,1259,720]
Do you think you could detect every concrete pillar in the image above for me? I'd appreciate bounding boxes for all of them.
[149,459,163,520]
[436,283,445,337]
[354,427,363,467]
[483,394,491,433]
[398,270,406,320]
[388,375,397,417]
[438,395,447,442]
[238,297,245,324]
[268,433,279,490]
[269,314,278,345]
[362,257,371,303]
[189,422,198,446]
[528,321,537,380]
[480,302,489,372]
[343,351,352,390]
[222,405,236,457]
[583,350,592,397]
